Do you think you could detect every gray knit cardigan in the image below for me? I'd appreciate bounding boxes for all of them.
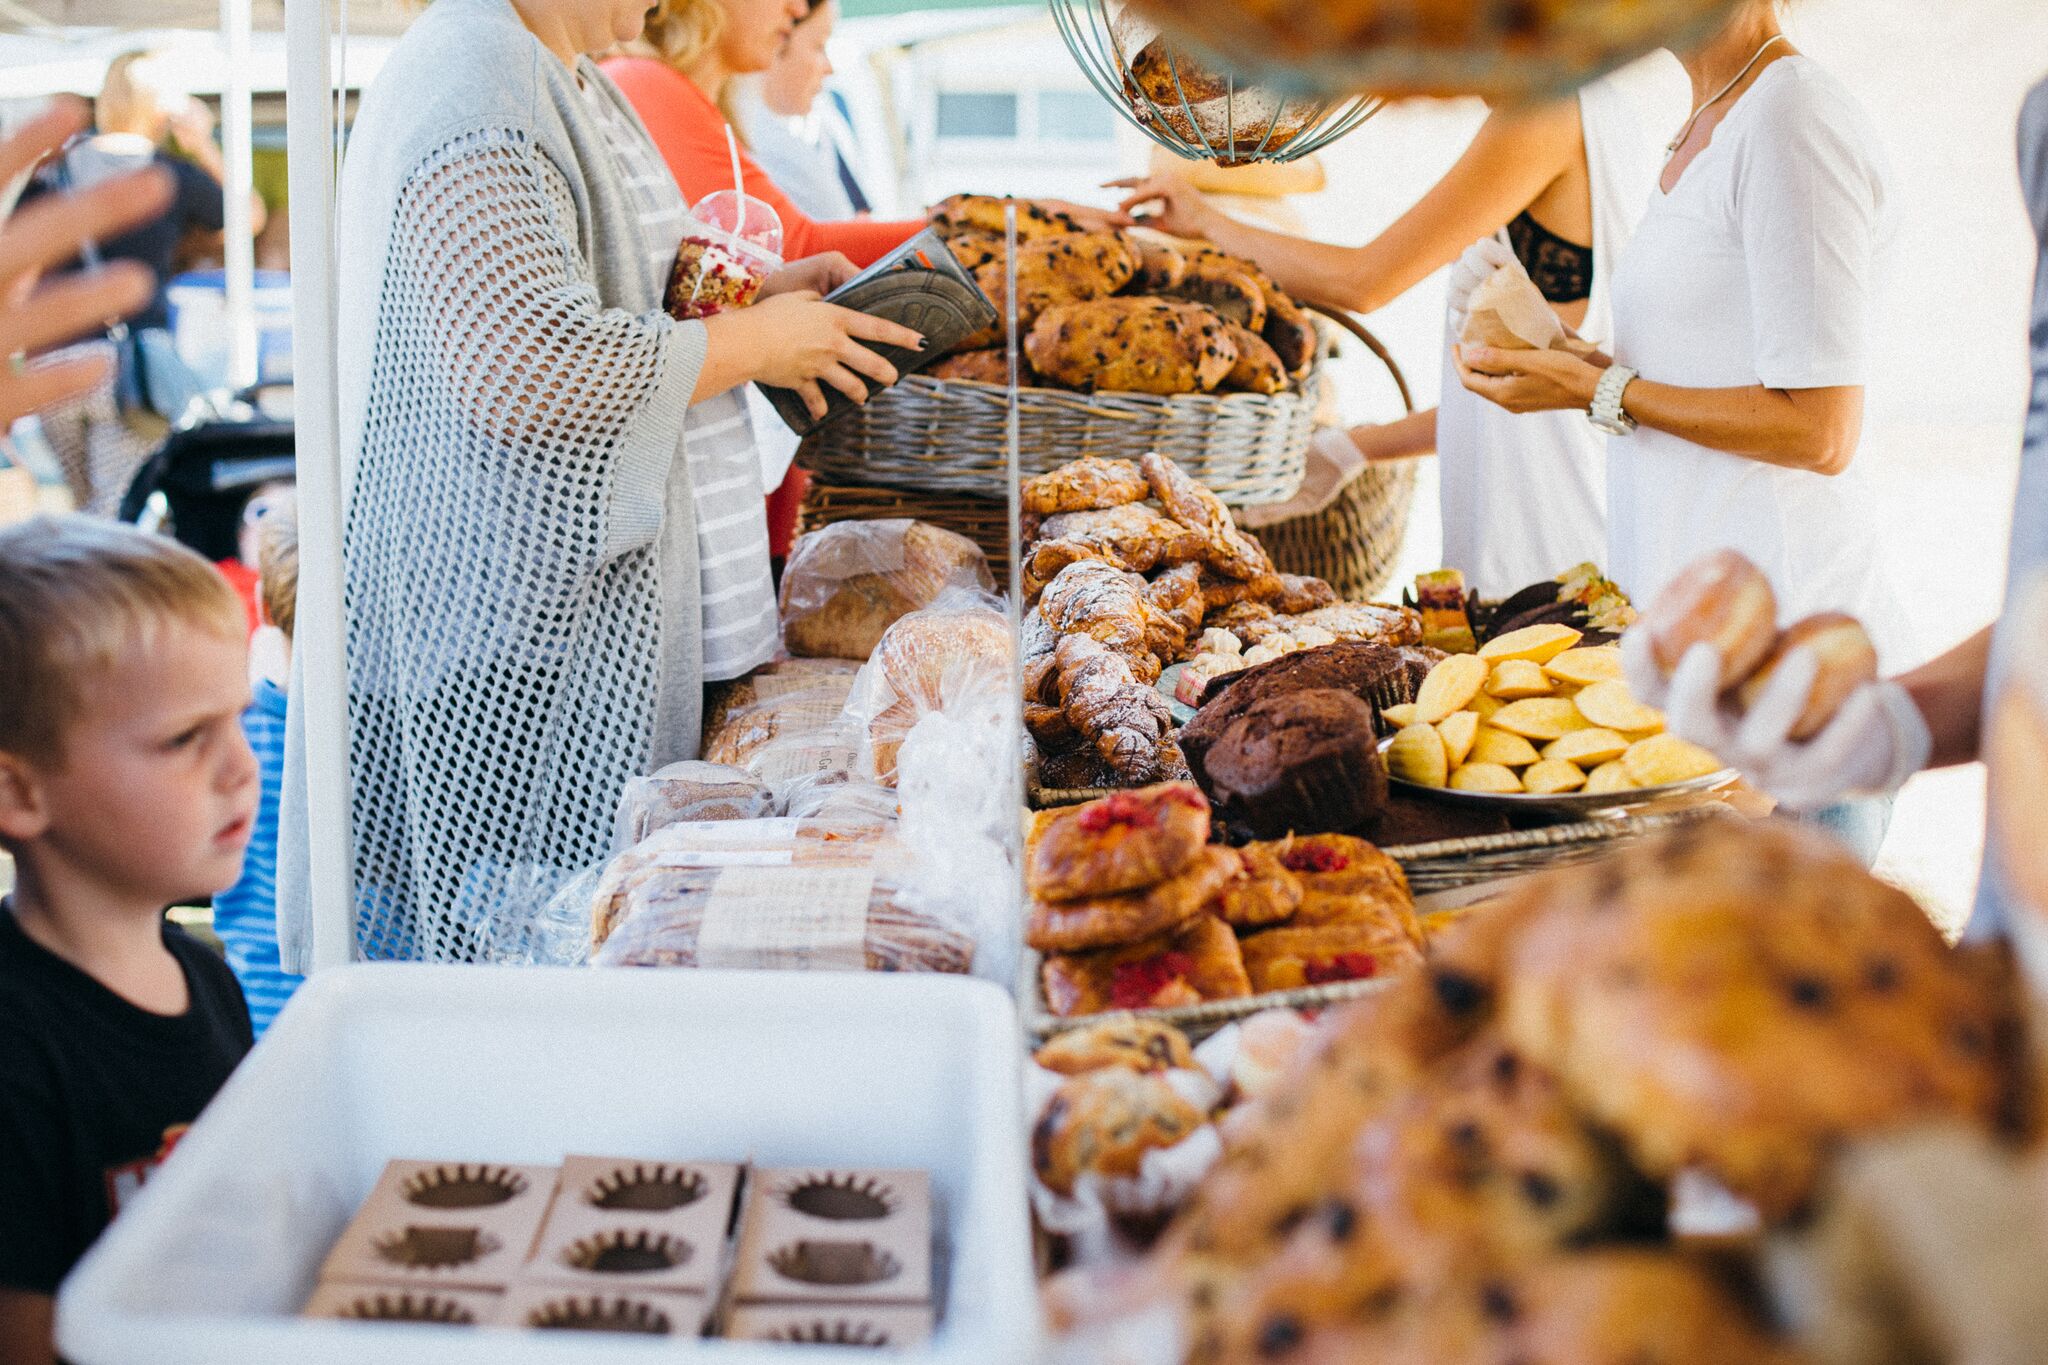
[279,0,710,965]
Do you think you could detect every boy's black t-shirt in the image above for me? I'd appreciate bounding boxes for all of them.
[0,903,252,1293]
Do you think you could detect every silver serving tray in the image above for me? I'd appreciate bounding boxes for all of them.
[1376,735,1737,817]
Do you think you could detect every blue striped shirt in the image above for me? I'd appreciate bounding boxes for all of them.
[212,678,302,1035]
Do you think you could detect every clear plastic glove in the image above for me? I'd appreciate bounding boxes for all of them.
[1623,633,1931,812]
[1443,235,1519,340]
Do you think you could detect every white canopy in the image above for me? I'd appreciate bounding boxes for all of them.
[0,0,412,35]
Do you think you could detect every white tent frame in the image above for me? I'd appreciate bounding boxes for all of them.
[282,0,353,969]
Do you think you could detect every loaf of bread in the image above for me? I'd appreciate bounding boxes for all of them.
[704,658,860,742]
[928,348,1015,385]
[779,519,994,661]
[1026,297,1237,396]
[857,605,1015,786]
[931,193,1083,241]
[1221,322,1288,394]
[615,761,774,847]
[961,231,1140,351]
[589,830,970,974]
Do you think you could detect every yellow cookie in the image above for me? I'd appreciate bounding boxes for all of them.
[1621,735,1724,788]
[1438,710,1481,767]
[1468,727,1541,768]
[1583,761,1640,795]
[1542,647,1625,687]
[1478,624,1583,664]
[1449,763,1524,794]
[1388,723,1449,788]
[1415,654,1489,725]
[1523,759,1588,795]
[1466,691,1505,720]
[1573,679,1665,732]
[1483,659,1554,700]
[1488,698,1588,742]
[1543,728,1631,767]
[1380,702,1420,728]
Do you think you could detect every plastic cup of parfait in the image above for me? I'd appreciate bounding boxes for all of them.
[665,191,784,321]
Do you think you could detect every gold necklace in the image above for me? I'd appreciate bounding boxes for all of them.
[1666,34,1788,158]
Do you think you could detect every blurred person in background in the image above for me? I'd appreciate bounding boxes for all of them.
[22,53,267,515]
[1115,53,1687,597]
[731,0,873,223]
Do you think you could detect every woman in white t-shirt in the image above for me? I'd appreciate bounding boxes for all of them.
[1455,0,1903,857]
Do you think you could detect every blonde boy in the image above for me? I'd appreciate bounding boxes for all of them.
[0,517,256,1365]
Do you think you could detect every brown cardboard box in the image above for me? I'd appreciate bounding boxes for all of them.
[317,1160,560,1291]
[301,1281,502,1326]
[522,1156,742,1296]
[724,1302,934,1348]
[493,1281,712,1337]
[730,1168,931,1305]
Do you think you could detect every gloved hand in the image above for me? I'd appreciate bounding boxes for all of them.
[1444,235,1520,341]
[1622,632,1932,811]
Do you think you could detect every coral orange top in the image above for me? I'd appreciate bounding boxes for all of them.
[602,57,924,268]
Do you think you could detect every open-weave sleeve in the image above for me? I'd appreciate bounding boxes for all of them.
[377,127,703,563]
[340,128,703,963]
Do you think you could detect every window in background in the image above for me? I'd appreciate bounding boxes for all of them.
[1036,89,1115,143]
[935,91,1019,139]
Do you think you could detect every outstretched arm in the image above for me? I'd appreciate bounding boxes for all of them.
[1112,98,1584,315]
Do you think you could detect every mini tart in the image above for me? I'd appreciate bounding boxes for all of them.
[1271,834,1420,942]
[1028,782,1212,902]
[1238,922,1425,994]
[1041,914,1252,1017]
[1027,846,1240,953]
[1031,1069,1205,1196]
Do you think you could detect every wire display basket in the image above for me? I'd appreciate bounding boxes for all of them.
[1110,0,1742,103]
[1049,0,1383,165]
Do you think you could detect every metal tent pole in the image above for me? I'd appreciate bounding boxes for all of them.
[283,0,354,969]
[220,0,258,389]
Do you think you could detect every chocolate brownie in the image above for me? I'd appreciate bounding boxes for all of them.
[1198,689,1386,838]
[1181,641,1412,781]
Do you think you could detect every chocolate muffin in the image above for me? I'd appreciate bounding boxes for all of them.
[1198,689,1387,838]
[1181,641,1412,783]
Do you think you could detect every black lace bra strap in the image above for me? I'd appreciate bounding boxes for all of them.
[1507,210,1594,304]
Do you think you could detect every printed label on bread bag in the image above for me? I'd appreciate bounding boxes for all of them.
[649,818,801,869]
[695,864,873,970]
[750,741,861,789]
[749,674,857,703]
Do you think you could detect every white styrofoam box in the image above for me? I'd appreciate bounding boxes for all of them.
[58,965,1036,1365]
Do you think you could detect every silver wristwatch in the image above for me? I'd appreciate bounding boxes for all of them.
[1588,364,1639,436]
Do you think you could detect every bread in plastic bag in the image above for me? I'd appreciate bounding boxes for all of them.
[588,821,972,974]
[779,518,994,661]
[614,760,774,850]
[1460,261,1565,351]
[703,658,860,748]
[848,593,1015,787]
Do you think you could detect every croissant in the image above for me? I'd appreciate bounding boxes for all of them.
[1143,562,1208,662]
[1142,451,1273,581]
[1021,457,1152,516]
[1054,633,1175,782]
[1038,560,1161,682]
[1036,503,1208,575]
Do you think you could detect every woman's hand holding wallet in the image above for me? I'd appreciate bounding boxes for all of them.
[694,291,925,421]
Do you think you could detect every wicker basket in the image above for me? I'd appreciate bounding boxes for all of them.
[797,366,1317,506]
[797,479,1016,582]
[1257,306,1420,601]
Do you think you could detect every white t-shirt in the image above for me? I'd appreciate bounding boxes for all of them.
[1607,57,1907,663]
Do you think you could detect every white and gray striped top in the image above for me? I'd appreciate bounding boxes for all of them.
[581,80,779,682]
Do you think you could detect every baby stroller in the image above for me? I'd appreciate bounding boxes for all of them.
[116,331,295,562]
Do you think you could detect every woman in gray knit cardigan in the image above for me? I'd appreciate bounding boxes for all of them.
[280,0,919,963]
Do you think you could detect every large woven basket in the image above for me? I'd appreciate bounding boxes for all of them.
[797,362,1319,506]
[797,479,1015,582]
[1258,306,1419,601]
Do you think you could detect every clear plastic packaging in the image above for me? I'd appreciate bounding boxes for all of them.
[665,190,784,320]
[779,519,994,661]
[846,592,1015,787]
[893,691,1023,988]
[588,821,974,976]
[613,759,775,850]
